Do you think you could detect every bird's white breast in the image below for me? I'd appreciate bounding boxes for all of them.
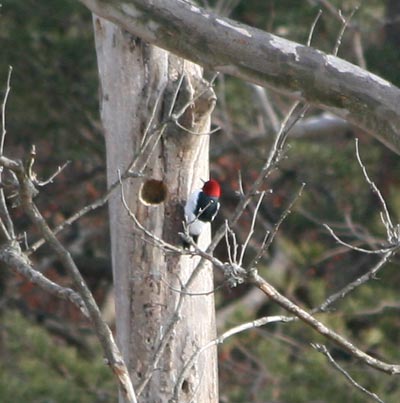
[184,189,206,236]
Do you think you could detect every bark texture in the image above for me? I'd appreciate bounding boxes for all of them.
[93,17,218,403]
[79,0,400,153]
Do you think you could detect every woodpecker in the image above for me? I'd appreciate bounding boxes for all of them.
[183,179,221,248]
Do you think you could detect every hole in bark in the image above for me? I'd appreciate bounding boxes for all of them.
[139,179,168,205]
[182,379,190,394]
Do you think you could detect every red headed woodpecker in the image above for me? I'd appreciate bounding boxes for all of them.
[183,179,221,248]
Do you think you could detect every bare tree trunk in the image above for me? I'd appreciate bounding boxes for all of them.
[93,17,218,403]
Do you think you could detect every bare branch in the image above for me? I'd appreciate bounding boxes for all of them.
[3,158,137,402]
[172,117,220,135]
[324,223,396,254]
[251,85,280,133]
[313,251,393,313]
[162,276,223,296]
[28,177,122,254]
[323,140,400,258]
[224,220,237,266]
[29,71,217,254]
[352,28,367,69]
[1,66,12,155]
[0,67,15,241]
[121,198,400,377]
[307,9,323,47]
[114,157,400,379]
[207,100,306,258]
[141,81,168,148]
[249,183,305,269]
[119,171,181,254]
[173,315,291,402]
[333,5,360,56]
[79,0,400,153]
[355,139,396,240]
[238,191,265,266]
[312,344,385,403]
[0,242,88,317]
[249,269,400,374]
[36,161,71,187]
[307,0,343,21]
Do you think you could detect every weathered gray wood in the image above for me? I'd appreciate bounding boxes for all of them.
[79,0,400,153]
[93,17,218,403]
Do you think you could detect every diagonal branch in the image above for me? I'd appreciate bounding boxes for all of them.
[1,158,137,403]
[313,251,393,313]
[0,66,15,241]
[249,269,400,375]
[78,0,400,153]
[120,195,400,376]
[173,315,291,401]
[0,242,88,317]
[312,343,385,403]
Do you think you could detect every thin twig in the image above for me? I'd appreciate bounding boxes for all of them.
[141,82,168,148]
[173,118,220,135]
[117,199,400,377]
[224,221,235,265]
[249,183,305,269]
[171,72,218,122]
[312,344,385,403]
[132,73,219,397]
[167,70,186,118]
[1,66,12,155]
[35,161,71,186]
[29,71,218,255]
[251,85,280,133]
[355,138,395,239]
[162,277,223,296]
[173,315,290,401]
[352,28,367,69]
[5,158,137,402]
[224,220,238,265]
[324,223,396,254]
[307,9,323,47]
[113,156,400,377]
[238,191,265,265]
[307,0,343,22]
[0,242,88,317]
[313,251,393,313]
[0,67,15,240]
[119,170,181,253]
[207,100,306,258]
[249,269,400,375]
[333,5,360,56]
[28,176,126,254]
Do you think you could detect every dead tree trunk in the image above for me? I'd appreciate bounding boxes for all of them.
[93,17,218,403]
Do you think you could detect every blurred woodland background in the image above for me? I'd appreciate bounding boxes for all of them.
[1,0,400,402]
